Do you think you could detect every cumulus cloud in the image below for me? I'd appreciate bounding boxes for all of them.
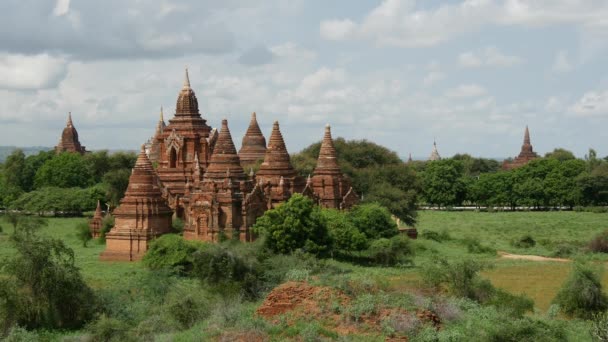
[52,0,70,16]
[320,19,356,40]
[0,53,68,90]
[570,90,608,117]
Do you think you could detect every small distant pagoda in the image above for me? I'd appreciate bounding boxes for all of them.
[238,112,267,168]
[428,140,441,161]
[55,112,86,154]
[502,126,539,170]
[89,200,103,238]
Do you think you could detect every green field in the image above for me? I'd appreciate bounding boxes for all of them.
[1,210,607,340]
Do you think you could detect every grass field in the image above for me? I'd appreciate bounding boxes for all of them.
[1,210,607,339]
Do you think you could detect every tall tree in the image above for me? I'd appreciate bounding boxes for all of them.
[421,159,467,207]
[34,152,93,188]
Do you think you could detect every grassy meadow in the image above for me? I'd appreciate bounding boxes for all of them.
[1,210,607,340]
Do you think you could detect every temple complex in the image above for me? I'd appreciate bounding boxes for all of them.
[100,146,173,261]
[502,126,539,170]
[100,69,357,258]
[55,112,86,154]
[310,125,358,209]
[89,200,103,238]
[238,112,267,168]
[428,140,441,161]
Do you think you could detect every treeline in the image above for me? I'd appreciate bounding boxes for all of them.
[415,149,608,209]
[0,150,136,215]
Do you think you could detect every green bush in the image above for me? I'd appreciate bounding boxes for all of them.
[322,209,367,252]
[367,235,414,266]
[172,217,185,234]
[142,234,204,275]
[99,214,114,243]
[553,263,608,319]
[462,237,496,255]
[75,220,92,247]
[87,314,132,342]
[253,194,330,256]
[551,243,578,258]
[192,244,262,299]
[348,202,399,240]
[511,235,536,248]
[163,283,211,329]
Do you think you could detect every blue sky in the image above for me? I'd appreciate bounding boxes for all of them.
[0,0,607,159]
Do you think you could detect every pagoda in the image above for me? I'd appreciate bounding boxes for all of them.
[55,112,86,154]
[146,106,166,164]
[182,119,266,242]
[256,121,305,206]
[156,69,213,218]
[428,140,441,161]
[238,112,267,168]
[311,124,358,209]
[503,126,539,170]
[100,146,173,261]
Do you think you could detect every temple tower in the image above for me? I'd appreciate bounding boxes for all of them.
[156,69,213,217]
[101,146,173,261]
[238,112,267,168]
[311,124,358,209]
[55,112,86,154]
[502,126,539,170]
[428,140,441,161]
[147,106,166,164]
[256,121,305,205]
[183,119,264,242]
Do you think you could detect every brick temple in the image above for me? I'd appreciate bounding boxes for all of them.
[101,69,358,259]
[502,126,539,170]
[55,112,86,154]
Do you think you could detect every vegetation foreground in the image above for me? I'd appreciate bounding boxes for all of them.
[1,210,608,341]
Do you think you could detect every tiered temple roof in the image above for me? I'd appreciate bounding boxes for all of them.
[238,112,267,167]
[55,112,86,154]
[100,146,173,261]
[256,121,298,180]
[205,119,246,181]
[502,126,539,170]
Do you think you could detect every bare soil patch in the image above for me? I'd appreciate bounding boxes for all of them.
[498,251,570,262]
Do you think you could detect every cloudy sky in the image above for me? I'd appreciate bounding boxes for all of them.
[0,0,607,159]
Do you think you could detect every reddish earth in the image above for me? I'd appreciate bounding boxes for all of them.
[256,281,441,340]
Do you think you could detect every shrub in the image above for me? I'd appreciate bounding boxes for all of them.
[367,235,414,266]
[163,283,211,329]
[192,244,262,299]
[551,243,578,258]
[172,217,185,234]
[420,230,452,242]
[142,234,204,274]
[322,209,367,252]
[462,237,496,255]
[348,203,399,240]
[253,194,330,256]
[511,235,536,248]
[588,230,608,253]
[99,214,114,243]
[87,314,131,342]
[553,263,608,319]
[591,311,608,342]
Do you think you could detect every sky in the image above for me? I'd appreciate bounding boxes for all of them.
[0,0,607,159]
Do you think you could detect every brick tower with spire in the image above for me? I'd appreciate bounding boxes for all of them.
[503,126,539,170]
[146,106,166,164]
[256,121,305,206]
[100,145,173,261]
[89,200,103,238]
[55,112,86,154]
[311,124,358,209]
[156,69,213,218]
[238,112,267,168]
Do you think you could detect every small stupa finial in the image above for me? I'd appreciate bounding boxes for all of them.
[160,106,164,121]
[67,112,73,126]
[183,67,191,89]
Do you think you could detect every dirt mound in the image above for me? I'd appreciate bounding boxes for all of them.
[256,281,328,317]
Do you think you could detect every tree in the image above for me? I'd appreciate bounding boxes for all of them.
[253,194,330,255]
[0,228,96,330]
[553,263,608,319]
[348,203,398,240]
[21,151,55,192]
[452,153,500,176]
[102,168,131,207]
[545,148,576,162]
[421,159,467,207]
[0,150,26,206]
[321,209,367,252]
[34,152,93,188]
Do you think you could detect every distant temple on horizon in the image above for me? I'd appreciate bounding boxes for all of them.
[100,69,358,261]
[55,112,86,155]
[502,126,539,170]
[428,140,441,161]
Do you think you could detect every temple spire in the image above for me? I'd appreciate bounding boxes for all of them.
[314,123,341,175]
[429,139,441,161]
[205,119,245,179]
[183,67,191,89]
[67,112,73,127]
[160,106,164,122]
[524,125,530,145]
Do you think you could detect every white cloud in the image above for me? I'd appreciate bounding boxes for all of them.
[458,46,523,68]
[552,50,573,73]
[319,19,356,40]
[53,0,70,16]
[570,90,608,117]
[446,84,487,98]
[0,53,68,90]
